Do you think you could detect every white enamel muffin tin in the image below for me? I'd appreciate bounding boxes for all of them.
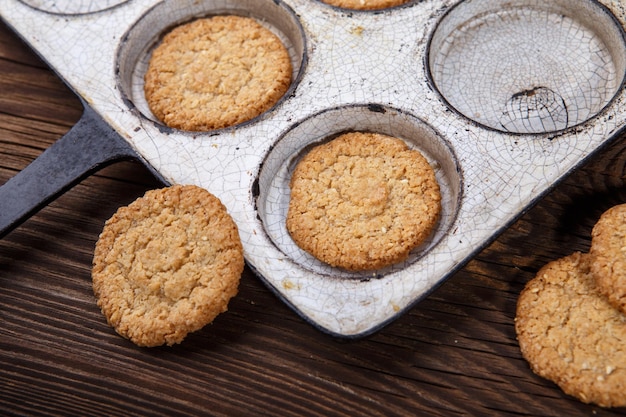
[2,0,625,338]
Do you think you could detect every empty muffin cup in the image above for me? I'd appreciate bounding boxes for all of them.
[427,0,626,134]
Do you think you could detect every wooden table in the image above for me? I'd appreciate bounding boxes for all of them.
[2,19,626,417]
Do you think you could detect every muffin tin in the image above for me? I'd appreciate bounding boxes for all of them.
[1,0,625,338]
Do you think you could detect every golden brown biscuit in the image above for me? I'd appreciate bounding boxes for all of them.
[320,0,410,10]
[590,203,626,314]
[286,132,441,271]
[92,185,244,347]
[144,15,292,131]
[515,252,626,407]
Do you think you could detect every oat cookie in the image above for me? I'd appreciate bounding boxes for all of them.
[320,0,410,10]
[590,203,626,315]
[144,15,292,131]
[515,252,626,407]
[286,132,441,271]
[92,185,244,347]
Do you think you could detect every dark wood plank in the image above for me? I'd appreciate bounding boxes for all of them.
[1,18,626,417]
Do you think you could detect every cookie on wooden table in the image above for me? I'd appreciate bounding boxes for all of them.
[286,131,441,271]
[590,203,626,315]
[515,252,626,407]
[144,15,292,131]
[92,185,244,347]
[321,0,410,10]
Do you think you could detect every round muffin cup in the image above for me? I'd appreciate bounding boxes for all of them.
[116,0,306,132]
[426,0,626,134]
[256,104,461,279]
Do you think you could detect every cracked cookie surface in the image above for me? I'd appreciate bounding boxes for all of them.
[144,15,292,131]
[320,0,409,10]
[590,203,626,315]
[92,185,244,347]
[286,132,441,271]
[515,252,626,407]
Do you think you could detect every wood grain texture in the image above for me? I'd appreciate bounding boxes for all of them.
[1,20,626,417]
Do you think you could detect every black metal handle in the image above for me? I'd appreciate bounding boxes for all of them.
[0,103,163,238]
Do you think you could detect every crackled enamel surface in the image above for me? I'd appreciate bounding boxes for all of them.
[18,0,130,14]
[2,0,625,337]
